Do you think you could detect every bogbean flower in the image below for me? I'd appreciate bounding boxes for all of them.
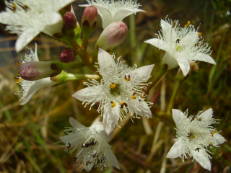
[145,19,216,76]
[80,0,143,28]
[73,49,154,134]
[60,117,120,172]
[18,45,56,105]
[167,108,226,171]
[0,0,75,52]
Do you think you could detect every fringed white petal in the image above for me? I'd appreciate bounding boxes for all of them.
[98,49,116,76]
[128,98,152,118]
[167,138,186,158]
[103,104,120,135]
[177,58,190,76]
[192,53,216,65]
[130,64,154,83]
[93,4,113,28]
[42,12,63,36]
[113,8,143,24]
[16,29,40,52]
[72,85,103,104]
[191,149,211,171]
[160,19,177,42]
[212,133,226,146]
[172,109,188,127]
[53,0,75,11]
[19,78,54,105]
[145,38,167,51]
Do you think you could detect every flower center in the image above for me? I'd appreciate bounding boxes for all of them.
[109,83,121,96]
[176,45,184,52]
[187,132,196,140]
[175,39,184,52]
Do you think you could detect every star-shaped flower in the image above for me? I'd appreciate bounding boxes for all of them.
[0,0,75,52]
[73,49,154,134]
[18,44,55,105]
[167,108,226,171]
[60,117,120,172]
[80,0,143,28]
[145,19,216,76]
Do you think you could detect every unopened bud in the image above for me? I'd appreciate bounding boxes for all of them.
[20,61,61,81]
[63,11,77,29]
[59,48,75,62]
[82,6,98,27]
[97,21,128,50]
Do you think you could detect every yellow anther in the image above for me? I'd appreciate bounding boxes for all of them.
[15,77,23,84]
[110,83,117,89]
[211,130,218,136]
[124,74,131,81]
[184,21,191,27]
[130,95,137,99]
[111,101,116,108]
[198,32,203,37]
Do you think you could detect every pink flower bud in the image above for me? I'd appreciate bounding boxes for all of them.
[97,21,128,50]
[63,11,77,28]
[82,6,98,27]
[59,48,75,63]
[20,62,61,81]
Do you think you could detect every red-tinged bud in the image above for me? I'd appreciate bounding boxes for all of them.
[63,11,77,28]
[82,6,98,27]
[97,21,128,50]
[19,62,61,81]
[59,48,75,63]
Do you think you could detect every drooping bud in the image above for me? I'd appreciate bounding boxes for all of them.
[97,21,128,50]
[63,11,77,29]
[82,6,98,27]
[59,48,75,63]
[19,61,61,81]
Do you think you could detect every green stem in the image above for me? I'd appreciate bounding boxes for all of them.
[166,71,181,115]
[51,71,99,83]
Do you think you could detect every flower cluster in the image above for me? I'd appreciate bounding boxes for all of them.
[0,0,226,172]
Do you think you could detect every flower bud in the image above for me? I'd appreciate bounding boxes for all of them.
[97,21,128,50]
[59,48,75,62]
[19,61,61,81]
[82,6,98,27]
[63,11,77,29]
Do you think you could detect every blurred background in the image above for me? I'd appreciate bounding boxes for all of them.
[0,0,231,172]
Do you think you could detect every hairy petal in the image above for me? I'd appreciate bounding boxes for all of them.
[72,85,103,104]
[167,138,186,158]
[191,149,211,171]
[128,98,152,118]
[130,64,154,83]
[145,38,167,51]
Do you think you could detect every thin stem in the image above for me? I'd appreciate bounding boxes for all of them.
[166,70,182,115]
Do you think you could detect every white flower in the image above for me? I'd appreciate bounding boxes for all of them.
[80,0,143,28]
[167,108,226,171]
[18,44,55,105]
[145,19,216,76]
[73,49,154,134]
[60,117,120,172]
[0,0,75,52]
